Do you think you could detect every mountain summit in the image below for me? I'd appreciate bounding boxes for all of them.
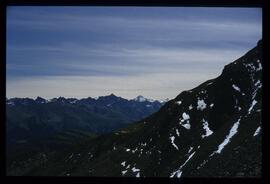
[132,95,156,103]
[8,40,262,177]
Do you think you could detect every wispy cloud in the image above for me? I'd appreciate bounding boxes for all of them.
[7,11,261,44]
[7,43,248,78]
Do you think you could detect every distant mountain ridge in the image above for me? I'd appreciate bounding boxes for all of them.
[6,94,165,106]
[6,94,163,138]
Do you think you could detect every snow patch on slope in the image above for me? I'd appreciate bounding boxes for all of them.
[175,129,180,136]
[232,84,241,92]
[182,112,190,120]
[132,167,140,172]
[253,126,261,136]
[248,100,257,114]
[201,119,213,138]
[121,161,126,166]
[212,118,241,154]
[121,170,127,175]
[169,136,179,150]
[170,151,196,178]
[256,60,262,71]
[197,99,207,111]
[176,101,182,105]
[188,147,193,153]
[179,112,191,129]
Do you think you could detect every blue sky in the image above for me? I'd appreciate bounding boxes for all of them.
[6,7,262,100]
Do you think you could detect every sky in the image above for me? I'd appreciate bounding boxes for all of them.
[6,7,262,100]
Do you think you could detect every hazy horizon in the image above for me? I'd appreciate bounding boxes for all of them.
[6,7,262,100]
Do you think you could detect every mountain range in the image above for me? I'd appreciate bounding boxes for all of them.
[6,40,262,177]
[6,94,164,140]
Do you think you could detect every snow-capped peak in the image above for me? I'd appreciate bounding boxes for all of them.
[133,95,154,102]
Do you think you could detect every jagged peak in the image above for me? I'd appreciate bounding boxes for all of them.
[98,93,121,100]
[35,96,47,103]
[109,93,117,97]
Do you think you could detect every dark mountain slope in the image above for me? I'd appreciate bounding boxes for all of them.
[15,40,262,177]
[6,94,163,145]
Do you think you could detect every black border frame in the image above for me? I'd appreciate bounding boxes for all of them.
[1,0,268,184]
